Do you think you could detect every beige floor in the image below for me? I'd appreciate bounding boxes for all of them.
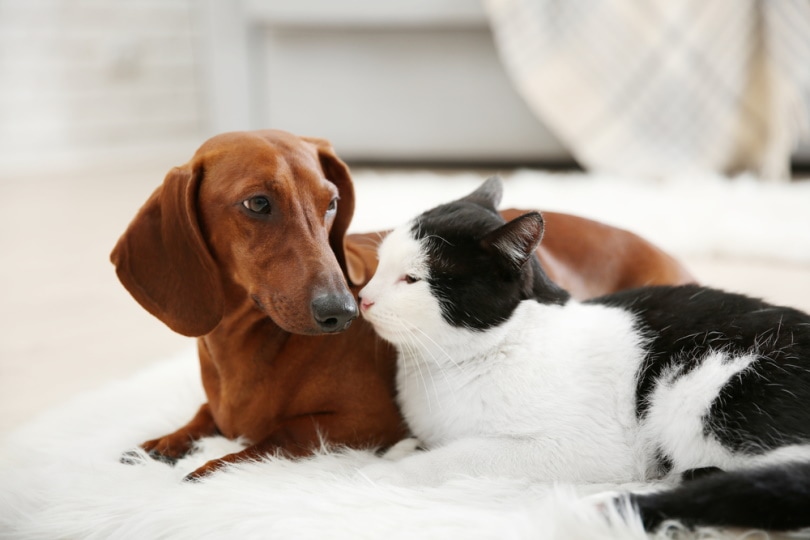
[1,165,809,437]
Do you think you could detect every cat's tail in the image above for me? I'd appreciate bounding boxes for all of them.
[627,460,810,531]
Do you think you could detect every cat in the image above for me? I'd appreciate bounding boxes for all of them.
[357,176,810,532]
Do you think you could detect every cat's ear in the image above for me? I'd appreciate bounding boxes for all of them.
[481,212,544,270]
[461,176,503,210]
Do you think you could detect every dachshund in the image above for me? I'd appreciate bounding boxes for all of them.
[111,129,694,480]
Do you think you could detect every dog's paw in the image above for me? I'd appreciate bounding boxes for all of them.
[140,435,196,464]
[120,446,180,467]
[119,449,147,466]
[149,449,180,466]
[183,471,204,483]
[181,456,228,483]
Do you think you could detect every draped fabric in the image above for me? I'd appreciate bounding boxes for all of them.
[484,0,810,180]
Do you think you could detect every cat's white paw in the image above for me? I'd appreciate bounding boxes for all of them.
[381,437,421,460]
[358,447,442,486]
[584,489,642,526]
[357,460,413,486]
[584,489,623,513]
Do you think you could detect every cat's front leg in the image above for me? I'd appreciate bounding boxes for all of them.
[358,436,549,487]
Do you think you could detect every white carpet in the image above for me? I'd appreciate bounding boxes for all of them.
[2,171,807,539]
[0,347,741,540]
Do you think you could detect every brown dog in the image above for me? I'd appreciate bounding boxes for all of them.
[112,130,694,480]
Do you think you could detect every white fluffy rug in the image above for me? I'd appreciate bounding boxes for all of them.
[0,348,738,540]
[2,171,808,539]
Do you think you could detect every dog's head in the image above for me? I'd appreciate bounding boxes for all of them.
[111,130,359,336]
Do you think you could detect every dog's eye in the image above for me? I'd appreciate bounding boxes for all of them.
[326,197,338,214]
[243,196,271,215]
[403,275,420,284]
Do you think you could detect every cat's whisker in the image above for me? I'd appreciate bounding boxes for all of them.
[369,300,463,407]
[395,320,462,407]
[393,324,435,412]
[405,322,463,371]
[382,309,454,410]
[408,334,450,411]
[423,233,454,247]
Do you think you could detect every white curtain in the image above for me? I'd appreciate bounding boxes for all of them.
[485,0,810,180]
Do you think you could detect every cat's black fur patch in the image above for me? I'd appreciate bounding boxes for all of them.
[590,284,810,453]
[412,200,569,331]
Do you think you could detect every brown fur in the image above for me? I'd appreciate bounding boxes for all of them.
[111,130,694,480]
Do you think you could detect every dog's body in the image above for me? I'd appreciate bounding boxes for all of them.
[112,130,694,479]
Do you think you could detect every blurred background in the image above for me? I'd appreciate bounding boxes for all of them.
[1,0,809,435]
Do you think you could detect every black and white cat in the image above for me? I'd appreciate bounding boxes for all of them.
[358,177,810,531]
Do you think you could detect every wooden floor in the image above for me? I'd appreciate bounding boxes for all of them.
[1,165,809,436]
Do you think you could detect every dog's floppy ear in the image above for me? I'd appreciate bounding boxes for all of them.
[304,137,360,285]
[110,165,224,337]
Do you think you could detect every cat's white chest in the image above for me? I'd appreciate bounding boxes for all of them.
[394,300,646,479]
[396,349,518,446]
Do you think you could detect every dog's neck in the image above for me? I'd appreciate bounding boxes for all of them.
[196,297,299,440]
[206,291,292,354]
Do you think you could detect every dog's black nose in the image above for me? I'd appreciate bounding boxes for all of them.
[311,291,358,333]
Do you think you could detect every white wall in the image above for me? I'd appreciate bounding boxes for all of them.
[0,0,203,174]
[199,0,570,164]
[2,0,806,174]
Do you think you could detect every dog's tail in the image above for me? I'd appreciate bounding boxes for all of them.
[629,461,810,531]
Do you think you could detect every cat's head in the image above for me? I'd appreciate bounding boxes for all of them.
[359,177,568,349]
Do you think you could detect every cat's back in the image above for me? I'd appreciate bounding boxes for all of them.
[590,284,810,468]
[590,283,809,325]
[588,284,810,362]
[588,283,810,400]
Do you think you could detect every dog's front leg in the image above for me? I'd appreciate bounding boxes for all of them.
[182,410,396,481]
[181,440,288,481]
[137,403,219,465]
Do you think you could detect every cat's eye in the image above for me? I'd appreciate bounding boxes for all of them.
[243,196,271,215]
[403,275,420,284]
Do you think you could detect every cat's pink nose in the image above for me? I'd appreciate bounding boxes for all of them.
[359,298,374,312]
